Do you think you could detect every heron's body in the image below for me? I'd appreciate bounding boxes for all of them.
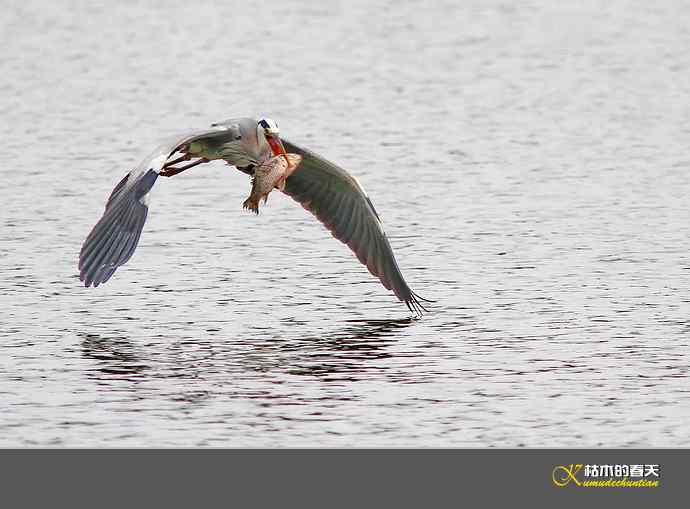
[185,117,271,168]
[78,116,430,314]
[243,153,302,214]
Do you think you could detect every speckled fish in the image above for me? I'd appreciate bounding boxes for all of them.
[243,153,302,214]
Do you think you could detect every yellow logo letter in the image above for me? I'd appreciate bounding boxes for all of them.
[552,464,583,487]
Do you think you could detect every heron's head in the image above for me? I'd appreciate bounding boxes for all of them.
[258,117,288,162]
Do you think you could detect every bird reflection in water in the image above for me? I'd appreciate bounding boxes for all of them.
[79,333,149,380]
[282,317,417,380]
[78,317,416,386]
[80,332,215,406]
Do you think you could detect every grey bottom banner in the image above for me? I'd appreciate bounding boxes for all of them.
[0,449,684,507]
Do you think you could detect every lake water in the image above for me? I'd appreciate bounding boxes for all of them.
[1,0,689,446]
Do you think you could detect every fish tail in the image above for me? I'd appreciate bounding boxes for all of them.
[243,197,259,214]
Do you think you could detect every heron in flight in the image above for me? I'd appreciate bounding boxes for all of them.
[78,117,429,314]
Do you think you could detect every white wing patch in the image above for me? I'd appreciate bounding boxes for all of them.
[149,153,168,174]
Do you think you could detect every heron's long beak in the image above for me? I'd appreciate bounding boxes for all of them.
[267,135,289,163]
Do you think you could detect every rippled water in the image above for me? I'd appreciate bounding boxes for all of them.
[2,0,689,446]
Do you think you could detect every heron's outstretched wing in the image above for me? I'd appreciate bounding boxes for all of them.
[280,138,429,314]
[78,128,229,287]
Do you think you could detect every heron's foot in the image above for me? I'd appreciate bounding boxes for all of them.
[159,167,184,177]
[159,157,209,177]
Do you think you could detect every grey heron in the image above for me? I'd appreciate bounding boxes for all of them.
[78,117,429,314]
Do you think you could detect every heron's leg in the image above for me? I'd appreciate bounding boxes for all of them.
[160,158,209,177]
[163,153,191,168]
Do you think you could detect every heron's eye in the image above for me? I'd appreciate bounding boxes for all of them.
[258,117,279,134]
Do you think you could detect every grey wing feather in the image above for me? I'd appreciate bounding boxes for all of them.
[79,169,156,287]
[280,138,429,314]
[79,128,231,288]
